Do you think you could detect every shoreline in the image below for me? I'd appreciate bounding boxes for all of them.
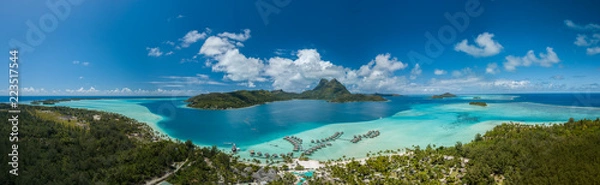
[28,98,599,163]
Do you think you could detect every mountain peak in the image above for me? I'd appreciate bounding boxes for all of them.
[302,78,350,99]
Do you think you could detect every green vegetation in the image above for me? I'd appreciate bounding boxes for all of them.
[468,101,488,107]
[185,90,288,109]
[311,146,467,184]
[299,78,352,100]
[186,78,387,109]
[3,103,598,184]
[431,92,457,99]
[310,118,600,184]
[30,98,87,105]
[0,104,259,184]
[373,93,401,97]
[456,118,600,184]
[329,93,386,103]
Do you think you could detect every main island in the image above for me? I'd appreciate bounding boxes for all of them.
[186,78,387,109]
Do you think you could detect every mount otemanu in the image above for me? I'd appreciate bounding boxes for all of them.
[185,78,387,109]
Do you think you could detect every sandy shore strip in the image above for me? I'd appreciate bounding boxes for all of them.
[52,99,173,136]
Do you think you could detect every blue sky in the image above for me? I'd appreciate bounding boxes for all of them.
[2,0,600,96]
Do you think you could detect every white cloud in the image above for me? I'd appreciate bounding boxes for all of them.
[73,60,90,66]
[274,49,289,56]
[490,80,531,89]
[451,67,474,78]
[587,47,600,55]
[196,29,567,94]
[107,88,133,94]
[210,49,266,82]
[13,86,209,96]
[196,74,210,79]
[197,29,269,86]
[180,30,208,48]
[164,41,175,46]
[551,75,564,80]
[573,34,600,55]
[434,69,447,75]
[72,60,89,66]
[176,14,185,19]
[503,47,560,72]
[150,74,225,87]
[217,29,251,41]
[454,32,503,57]
[166,51,174,56]
[264,49,348,91]
[21,87,47,95]
[564,20,600,31]
[199,29,413,93]
[410,64,422,80]
[199,36,236,56]
[65,87,99,94]
[409,75,534,94]
[238,81,256,88]
[79,76,84,79]
[341,53,409,92]
[574,34,600,47]
[485,63,499,74]
[146,47,163,57]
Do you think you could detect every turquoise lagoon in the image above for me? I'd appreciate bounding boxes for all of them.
[41,94,600,161]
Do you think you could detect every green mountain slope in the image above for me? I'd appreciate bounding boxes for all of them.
[186,78,387,109]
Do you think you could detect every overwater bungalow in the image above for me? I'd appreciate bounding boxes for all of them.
[265,153,270,158]
[249,150,255,156]
[257,152,262,156]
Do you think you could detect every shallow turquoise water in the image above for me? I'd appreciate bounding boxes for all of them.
[46,94,600,160]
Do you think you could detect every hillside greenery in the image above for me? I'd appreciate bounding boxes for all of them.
[310,118,600,184]
[432,92,457,99]
[2,104,598,184]
[186,78,387,109]
[0,104,258,185]
[468,102,487,107]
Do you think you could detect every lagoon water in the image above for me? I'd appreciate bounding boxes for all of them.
[24,93,600,161]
